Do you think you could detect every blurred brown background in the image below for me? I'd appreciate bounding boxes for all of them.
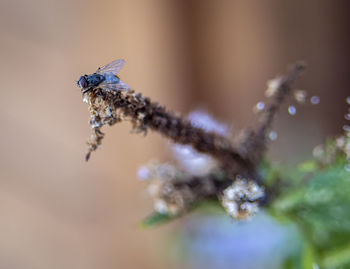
[0,0,349,268]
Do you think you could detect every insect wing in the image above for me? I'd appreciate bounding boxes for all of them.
[97,59,126,75]
[100,78,130,92]
[117,80,131,91]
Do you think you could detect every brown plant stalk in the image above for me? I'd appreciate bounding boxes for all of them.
[82,62,305,181]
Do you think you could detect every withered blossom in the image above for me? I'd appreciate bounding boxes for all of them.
[265,77,283,98]
[220,176,264,219]
[293,89,307,104]
[139,163,217,215]
[172,110,228,176]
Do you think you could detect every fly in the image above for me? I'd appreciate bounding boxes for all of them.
[77,59,130,93]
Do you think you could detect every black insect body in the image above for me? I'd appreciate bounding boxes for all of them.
[77,59,129,94]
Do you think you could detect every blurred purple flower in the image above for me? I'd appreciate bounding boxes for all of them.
[172,111,229,176]
[178,213,299,269]
[188,111,229,135]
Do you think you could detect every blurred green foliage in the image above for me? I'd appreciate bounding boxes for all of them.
[270,140,350,268]
[141,200,225,228]
[142,138,350,268]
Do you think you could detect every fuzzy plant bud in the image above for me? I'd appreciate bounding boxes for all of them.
[148,180,195,215]
[221,176,264,220]
[265,77,283,98]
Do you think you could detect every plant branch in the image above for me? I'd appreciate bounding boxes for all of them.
[240,62,306,163]
[82,62,305,179]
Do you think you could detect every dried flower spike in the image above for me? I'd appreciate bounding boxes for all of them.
[81,85,252,173]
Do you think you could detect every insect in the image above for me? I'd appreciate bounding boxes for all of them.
[77,59,130,93]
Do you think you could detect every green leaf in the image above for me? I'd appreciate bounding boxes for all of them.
[322,243,350,269]
[301,242,318,269]
[190,200,225,214]
[140,212,178,228]
[272,189,306,212]
[273,164,350,253]
[140,200,225,228]
[298,160,318,172]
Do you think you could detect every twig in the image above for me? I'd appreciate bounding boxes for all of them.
[240,62,306,163]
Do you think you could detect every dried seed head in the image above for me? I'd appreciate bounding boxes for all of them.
[148,180,195,215]
[294,89,307,104]
[138,163,196,215]
[221,176,264,220]
[265,77,283,98]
